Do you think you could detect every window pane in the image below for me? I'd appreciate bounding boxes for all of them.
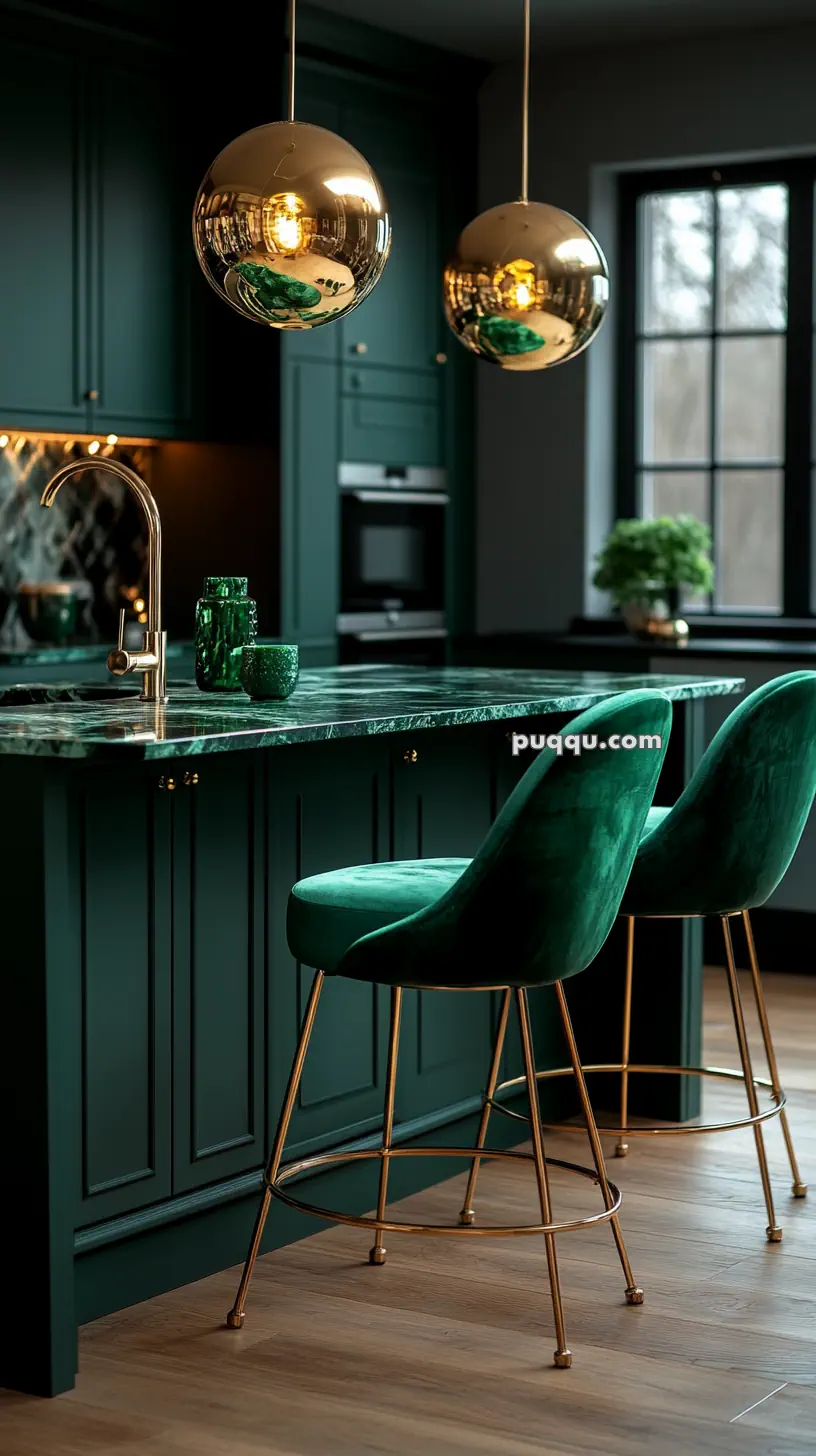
[717,469,782,609]
[716,185,787,330]
[641,190,713,334]
[640,470,709,522]
[640,339,711,464]
[716,335,785,463]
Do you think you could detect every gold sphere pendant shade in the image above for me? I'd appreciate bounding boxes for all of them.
[443,200,609,370]
[193,120,391,330]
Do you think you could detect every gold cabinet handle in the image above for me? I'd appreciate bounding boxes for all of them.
[85,388,99,401]
[435,352,447,364]
[183,771,199,787]
[158,775,176,791]
[352,342,368,354]
[403,749,418,763]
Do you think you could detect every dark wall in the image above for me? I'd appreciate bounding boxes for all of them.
[152,441,280,638]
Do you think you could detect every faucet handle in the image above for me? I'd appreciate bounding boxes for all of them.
[107,609,130,676]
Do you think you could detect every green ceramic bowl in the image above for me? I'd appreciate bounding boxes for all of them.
[240,643,299,700]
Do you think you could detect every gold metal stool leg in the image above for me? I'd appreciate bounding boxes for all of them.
[554,981,644,1306]
[226,969,325,1328]
[742,911,807,1199]
[615,917,635,1157]
[516,987,571,1368]
[721,919,782,1242]
[460,988,512,1225]
[369,986,403,1265]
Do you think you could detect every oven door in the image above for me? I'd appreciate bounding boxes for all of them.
[340,490,445,614]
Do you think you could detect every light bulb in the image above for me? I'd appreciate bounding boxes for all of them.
[88,439,100,455]
[106,434,118,445]
[0,435,8,449]
[264,192,307,256]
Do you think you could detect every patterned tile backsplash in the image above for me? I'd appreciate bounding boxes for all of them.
[0,438,151,645]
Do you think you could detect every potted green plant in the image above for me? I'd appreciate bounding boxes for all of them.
[593,514,714,640]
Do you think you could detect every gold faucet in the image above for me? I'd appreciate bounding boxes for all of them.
[41,459,168,704]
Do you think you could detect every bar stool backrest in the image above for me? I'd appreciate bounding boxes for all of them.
[338,690,672,988]
[624,670,816,917]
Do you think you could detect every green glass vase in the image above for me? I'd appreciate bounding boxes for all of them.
[195,576,258,692]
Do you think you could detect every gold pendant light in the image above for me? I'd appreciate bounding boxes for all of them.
[443,0,608,370]
[193,0,391,331]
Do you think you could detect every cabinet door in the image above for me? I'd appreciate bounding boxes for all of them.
[172,755,265,1193]
[89,60,189,437]
[75,765,172,1227]
[280,358,339,659]
[340,392,441,467]
[391,728,497,1121]
[0,37,88,431]
[340,105,442,374]
[268,739,391,1156]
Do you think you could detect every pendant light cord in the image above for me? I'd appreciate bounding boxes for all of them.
[520,0,530,203]
[288,0,296,122]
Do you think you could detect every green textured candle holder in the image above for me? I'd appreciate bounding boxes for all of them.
[240,644,299,700]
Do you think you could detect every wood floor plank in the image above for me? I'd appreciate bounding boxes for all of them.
[2,968,815,1454]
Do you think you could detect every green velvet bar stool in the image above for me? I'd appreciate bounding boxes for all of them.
[468,671,816,1246]
[226,689,671,1368]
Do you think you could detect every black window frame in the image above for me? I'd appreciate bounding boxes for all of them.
[617,157,815,618]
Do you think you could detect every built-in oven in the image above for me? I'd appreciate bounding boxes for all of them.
[338,462,448,665]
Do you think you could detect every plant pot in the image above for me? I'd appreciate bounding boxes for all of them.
[622,600,689,644]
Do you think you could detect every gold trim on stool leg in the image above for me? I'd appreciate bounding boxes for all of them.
[460,988,512,1224]
[516,987,571,1368]
[226,969,326,1328]
[554,981,643,1305]
[369,986,403,1265]
[721,919,782,1242]
[742,910,807,1198]
[616,917,635,1157]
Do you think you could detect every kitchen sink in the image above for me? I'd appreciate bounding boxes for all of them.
[0,683,142,707]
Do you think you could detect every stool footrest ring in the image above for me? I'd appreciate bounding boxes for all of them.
[487,1063,785,1138]
[266,1145,622,1237]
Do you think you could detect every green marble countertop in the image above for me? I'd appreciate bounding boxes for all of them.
[0,665,744,762]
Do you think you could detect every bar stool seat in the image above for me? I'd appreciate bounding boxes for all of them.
[288,858,470,975]
[225,689,672,1368]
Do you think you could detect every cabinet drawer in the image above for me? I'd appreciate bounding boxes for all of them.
[341,395,442,467]
[342,366,440,404]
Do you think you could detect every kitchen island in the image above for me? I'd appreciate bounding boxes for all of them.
[0,666,743,1395]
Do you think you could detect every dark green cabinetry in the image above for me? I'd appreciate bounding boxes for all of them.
[0,25,189,437]
[172,756,266,1191]
[280,56,476,661]
[268,739,392,1153]
[0,38,87,432]
[280,359,340,664]
[91,62,189,438]
[74,766,173,1227]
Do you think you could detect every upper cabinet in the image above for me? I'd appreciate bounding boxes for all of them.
[90,61,190,439]
[284,70,447,380]
[339,102,443,374]
[0,28,190,438]
[0,38,88,432]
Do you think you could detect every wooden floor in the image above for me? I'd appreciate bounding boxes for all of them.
[3,969,815,1454]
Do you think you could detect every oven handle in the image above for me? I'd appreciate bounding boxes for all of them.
[346,490,449,505]
[353,628,449,642]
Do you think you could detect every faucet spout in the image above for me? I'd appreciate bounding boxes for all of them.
[41,459,167,702]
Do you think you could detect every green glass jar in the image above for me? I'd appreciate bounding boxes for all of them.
[195,576,258,692]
